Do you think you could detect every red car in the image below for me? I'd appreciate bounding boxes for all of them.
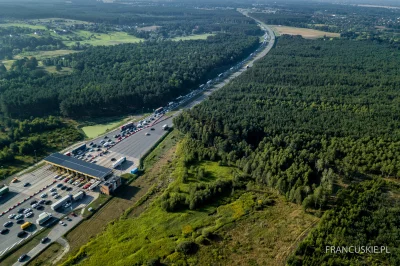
[64,178,70,183]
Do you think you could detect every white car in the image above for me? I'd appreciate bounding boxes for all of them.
[145,132,150,136]
[8,213,16,219]
[15,214,23,220]
[23,208,31,214]
[54,195,61,199]
[50,188,57,192]
[25,212,33,218]
[40,193,47,198]
[31,203,38,209]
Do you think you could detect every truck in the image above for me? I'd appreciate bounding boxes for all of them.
[0,186,9,197]
[36,212,52,225]
[155,107,164,114]
[120,122,134,131]
[72,191,86,201]
[71,144,86,155]
[112,157,126,169]
[51,195,72,211]
[130,167,138,174]
[21,222,32,230]
[162,124,169,130]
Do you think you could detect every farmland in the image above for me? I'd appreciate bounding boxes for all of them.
[269,25,340,39]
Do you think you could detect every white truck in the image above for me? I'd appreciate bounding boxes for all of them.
[162,124,169,130]
[51,195,72,211]
[72,191,86,201]
[36,212,52,225]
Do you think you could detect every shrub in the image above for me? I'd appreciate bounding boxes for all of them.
[176,241,199,255]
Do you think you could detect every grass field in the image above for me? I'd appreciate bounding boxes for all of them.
[1,60,15,70]
[269,25,340,39]
[0,22,46,30]
[15,50,80,60]
[171,33,214,41]
[27,242,64,266]
[81,117,129,139]
[63,31,143,46]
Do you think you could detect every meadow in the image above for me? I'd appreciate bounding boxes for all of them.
[62,31,143,47]
[171,33,215,41]
[269,25,340,39]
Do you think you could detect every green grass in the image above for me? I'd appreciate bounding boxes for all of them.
[42,65,74,75]
[171,33,214,41]
[81,194,111,218]
[15,50,80,60]
[27,242,64,266]
[1,60,15,70]
[63,31,143,47]
[0,22,46,30]
[81,119,128,139]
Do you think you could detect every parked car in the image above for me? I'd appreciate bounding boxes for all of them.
[31,203,38,209]
[18,208,25,214]
[39,200,46,204]
[41,237,49,244]
[25,212,33,218]
[54,195,61,199]
[30,200,37,205]
[57,183,63,188]
[15,214,23,220]
[4,221,12,227]
[8,213,16,219]
[23,182,30,187]
[0,229,9,234]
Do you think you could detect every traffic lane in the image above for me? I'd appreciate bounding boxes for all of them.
[109,117,174,159]
[13,214,83,266]
[0,181,84,254]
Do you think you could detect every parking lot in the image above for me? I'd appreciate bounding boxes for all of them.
[0,166,96,256]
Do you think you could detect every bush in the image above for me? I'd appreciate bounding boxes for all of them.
[175,241,199,255]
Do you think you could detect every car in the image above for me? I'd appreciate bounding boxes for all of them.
[25,212,33,218]
[31,200,37,205]
[4,221,12,227]
[111,158,116,161]
[0,229,9,234]
[51,192,57,196]
[23,182,30,187]
[65,217,72,221]
[64,178,70,183]
[57,183,63,188]
[15,214,23,219]
[68,179,74,184]
[97,148,101,151]
[8,213,16,219]
[32,203,38,209]
[89,142,93,146]
[71,212,77,217]
[17,219,25,224]
[37,205,45,210]
[39,199,46,204]
[45,200,52,205]
[18,254,27,262]
[17,231,27,238]
[90,148,94,152]
[104,135,108,139]
[61,185,67,190]
[40,193,47,198]
[50,188,57,192]
[59,221,65,226]
[54,195,61,199]
[64,203,71,208]
[66,187,73,191]
[145,132,150,136]
[23,208,31,214]
[41,237,49,244]
[150,127,155,131]
[18,208,25,214]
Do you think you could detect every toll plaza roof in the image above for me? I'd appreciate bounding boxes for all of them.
[44,153,112,179]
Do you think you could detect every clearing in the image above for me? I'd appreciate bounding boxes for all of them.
[0,22,46,30]
[269,25,340,39]
[15,50,80,60]
[137,25,161,32]
[63,31,143,47]
[171,33,214,41]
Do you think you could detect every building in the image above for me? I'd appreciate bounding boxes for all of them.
[44,153,112,181]
[100,175,122,195]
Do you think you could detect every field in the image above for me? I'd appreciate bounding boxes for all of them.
[171,33,214,41]
[269,25,340,39]
[63,31,143,47]
[1,60,14,70]
[81,120,127,139]
[15,50,80,60]
[0,22,46,30]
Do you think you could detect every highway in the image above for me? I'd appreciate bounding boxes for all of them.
[1,14,276,265]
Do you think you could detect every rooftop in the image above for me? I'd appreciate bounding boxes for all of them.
[44,153,112,179]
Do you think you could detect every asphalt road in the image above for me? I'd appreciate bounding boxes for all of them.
[0,165,96,258]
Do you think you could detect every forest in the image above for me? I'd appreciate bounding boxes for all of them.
[174,36,400,263]
[0,33,259,118]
